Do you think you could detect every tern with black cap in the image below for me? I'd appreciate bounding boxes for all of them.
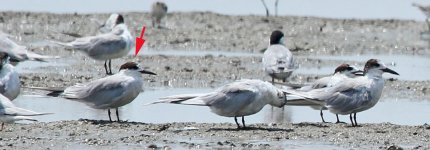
[284,59,399,126]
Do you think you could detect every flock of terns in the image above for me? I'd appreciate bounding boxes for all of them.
[0,1,409,130]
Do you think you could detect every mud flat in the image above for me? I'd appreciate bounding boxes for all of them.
[0,11,429,149]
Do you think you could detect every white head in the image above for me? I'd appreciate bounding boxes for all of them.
[119,62,157,76]
[333,64,363,78]
[363,59,399,77]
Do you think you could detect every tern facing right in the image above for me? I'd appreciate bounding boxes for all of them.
[150,79,287,129]
[284,59,399,126]
[286,64,363,123]
[58,62,156,122]
[262,30,297,84]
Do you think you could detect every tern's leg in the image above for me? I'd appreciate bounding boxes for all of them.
[104,60,109,75]
[336,114,341,123]
[271,77,274,84]
[241,116,246,129]
[0,123,3,131]
[320,109,326,123]
[234,117,241,129]
[349,114,355,127]
[353,113,357,126]
[108,109,112,122]
[116,108,120,122]
[108,59,112,75]
[427,18,430,31]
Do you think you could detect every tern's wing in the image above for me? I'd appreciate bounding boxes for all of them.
[324,86,372,114]
[68,34,126,56]
[201,82,259,114]
[61,76,127,108]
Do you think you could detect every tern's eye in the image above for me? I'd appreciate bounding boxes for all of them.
[277,92,284,99]
[347,67,353,71]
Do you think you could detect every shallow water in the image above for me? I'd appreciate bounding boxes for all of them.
[15,88,430,125]
[136,49,262,57]
[301,54,430,81]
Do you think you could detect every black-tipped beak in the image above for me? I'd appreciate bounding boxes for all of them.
[140,70,157,75]
[352,70,364,76]
[99,24,105,29]
[381,68,399,75]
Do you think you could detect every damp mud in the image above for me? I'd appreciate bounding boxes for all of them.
[0,11,429,149]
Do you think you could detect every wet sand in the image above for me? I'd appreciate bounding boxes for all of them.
[1,11,430,149]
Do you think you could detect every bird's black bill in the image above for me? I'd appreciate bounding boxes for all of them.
[139,70,157,75]
[381,68,399,75]
[99,24,105,29]
[352,70,364,76]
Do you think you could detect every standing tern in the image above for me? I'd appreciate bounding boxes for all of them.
[0,94,52,131]
[151,1,168,28]
[149,79,287,129]
[262,30,297,84]
[285,64,363,123]
[0,53,21,100]
[50,62,156,122]
[52,14,133,75]
[284,59,399,126]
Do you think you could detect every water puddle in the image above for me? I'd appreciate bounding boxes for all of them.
[302,54,430,81]
[15,88,430,125]
[131,49,262,57]
[14,60,71,73]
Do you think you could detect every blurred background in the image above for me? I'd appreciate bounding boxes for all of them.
[0,0,429,20]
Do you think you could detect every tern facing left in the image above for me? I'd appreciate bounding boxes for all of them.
[58,62,156,122]
[284,59,399,126]
[52,14,133,75]
[262,30,297,84]
[150,79,287,129]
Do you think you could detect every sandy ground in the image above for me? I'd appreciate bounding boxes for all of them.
[0,11,429,149]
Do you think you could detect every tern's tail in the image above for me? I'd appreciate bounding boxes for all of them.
[26,51,61,62]
[49,40,71,47]
[13,116,39,122]
[286,99,320,106]
[146,93,208,106]
[24,86,65,97]
[11,106,54,116]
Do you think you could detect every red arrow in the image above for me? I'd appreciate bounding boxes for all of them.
[135,26,146,56]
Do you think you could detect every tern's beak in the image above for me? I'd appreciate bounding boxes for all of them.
[99,24,105,29]
[381,68,399,75]
[139,69,157,75]
[352,70,364,76]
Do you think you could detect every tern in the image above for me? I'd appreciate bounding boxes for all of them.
[0,33,58,63]
[52,14,133,75]
[151,1,168,28]
[0,53,21,100]
[149,79,287,129]
[284,59,399,126]
[49,62,156,122]
[285,64,363,123]
[0,94,52,131]
[262,30,297,84]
